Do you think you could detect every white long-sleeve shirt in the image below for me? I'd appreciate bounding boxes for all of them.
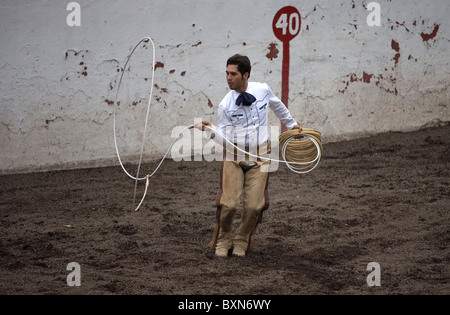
[207,82,298,147]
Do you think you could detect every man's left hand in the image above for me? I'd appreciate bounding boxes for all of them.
[292,125,303,133]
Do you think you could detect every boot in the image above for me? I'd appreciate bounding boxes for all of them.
[214,206,236,257]
[232,208,260,256]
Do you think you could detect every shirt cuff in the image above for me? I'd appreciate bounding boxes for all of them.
[286,120,298,130]
[205,123,216,139]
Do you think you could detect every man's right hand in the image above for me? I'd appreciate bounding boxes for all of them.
[190,120,212,131]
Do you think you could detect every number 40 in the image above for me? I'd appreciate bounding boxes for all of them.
[275,12,300,36]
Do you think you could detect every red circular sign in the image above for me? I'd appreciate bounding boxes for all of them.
[272,6,301,42]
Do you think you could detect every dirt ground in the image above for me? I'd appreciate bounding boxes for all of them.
[0,125,448,296]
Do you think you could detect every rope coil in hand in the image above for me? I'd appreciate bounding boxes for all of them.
[203,125,323,174]
[279,128,322,174]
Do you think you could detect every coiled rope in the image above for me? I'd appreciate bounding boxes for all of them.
[113,37,322,211]
[201,125,322,174]
[279,128,322,173]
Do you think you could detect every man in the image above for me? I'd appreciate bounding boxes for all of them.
[195,54,302,257]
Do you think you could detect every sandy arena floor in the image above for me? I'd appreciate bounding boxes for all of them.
[0,125,448,295]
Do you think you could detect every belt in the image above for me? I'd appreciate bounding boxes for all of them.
[223,141,271,162]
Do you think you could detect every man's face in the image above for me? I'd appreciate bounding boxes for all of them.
[226,64,248,92]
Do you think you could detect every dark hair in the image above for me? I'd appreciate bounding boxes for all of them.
[227,54,251,79]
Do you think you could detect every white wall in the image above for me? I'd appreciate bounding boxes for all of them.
[1,0,449,174]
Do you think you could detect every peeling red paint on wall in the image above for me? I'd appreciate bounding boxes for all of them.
[180,71,186,76]
[395,21,410,32]
[339,72,398,96]
[81,64,88,77]
[63,50,90,78]
[154,62,164,70]
[345,72,373,85]
[363,72,373,83]
[421,24,439,42]
[408,55,418,62]
[207,99,213,108]
[266,43,279,60]
[192,41,202,47]
[45,116,64,127]
[391,39,400,52]
[391,39,400,66]
[393,53,400,66]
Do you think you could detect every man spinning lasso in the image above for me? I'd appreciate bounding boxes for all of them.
[194,54,302,257]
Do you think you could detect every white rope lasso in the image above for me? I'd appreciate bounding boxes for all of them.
[113,37,322,211]
[281,135,321,173]
[113,36,158,211]
[202,125,322,174]
[113,37,201,211]
[279,128,322,173]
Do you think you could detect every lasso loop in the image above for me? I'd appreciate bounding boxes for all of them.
[112,37,157,210]
[113,37,154,181]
